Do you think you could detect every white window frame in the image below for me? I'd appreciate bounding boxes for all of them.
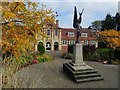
[81,33,87,37]
[70,40,74,45]
[62,40,68,45]
[68,32,74,37]
[91,40,95,45]
[84,40,88,45]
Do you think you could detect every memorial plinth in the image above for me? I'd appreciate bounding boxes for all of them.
[63,43,103,83]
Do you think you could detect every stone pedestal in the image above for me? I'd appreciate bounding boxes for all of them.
[63,43,103,83]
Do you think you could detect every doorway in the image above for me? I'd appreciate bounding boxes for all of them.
[54,42,59,51]
[46,42,51,50]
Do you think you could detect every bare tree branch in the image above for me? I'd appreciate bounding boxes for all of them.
[0,20,23,25]
[11,2,19,12]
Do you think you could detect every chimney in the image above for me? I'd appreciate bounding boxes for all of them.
[56,20,59,27]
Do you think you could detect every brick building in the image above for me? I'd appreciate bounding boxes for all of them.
[37,20,98,52]
[37,20,62,51]
[61,28,98,52]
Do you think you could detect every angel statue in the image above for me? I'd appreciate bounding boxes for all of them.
[73,6,84,43]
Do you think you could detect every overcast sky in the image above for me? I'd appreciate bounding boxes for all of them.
[31,0,120,28]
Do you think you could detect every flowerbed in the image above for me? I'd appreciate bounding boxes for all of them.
[2,52,54,88]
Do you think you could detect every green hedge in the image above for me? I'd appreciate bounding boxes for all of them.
[84,51,100,61]
[97,48,113,61]
[67,44,120,62]
[114,48,120,60]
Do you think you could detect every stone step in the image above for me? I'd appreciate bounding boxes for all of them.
[63,63,104,83]
[76,77,104,83]
[63,63,73,75]
[74,73,100,79]
[74,70,98,75]
[64,63,98,75]
[66,63,92,71]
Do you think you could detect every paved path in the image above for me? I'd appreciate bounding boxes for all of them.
[13,51,119,88]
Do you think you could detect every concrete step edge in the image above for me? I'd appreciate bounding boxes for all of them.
[76,77,104,83]
[74,73,100,78]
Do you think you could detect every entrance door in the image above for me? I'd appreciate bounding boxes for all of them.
[46,42,51,50]
[54,42,59,51]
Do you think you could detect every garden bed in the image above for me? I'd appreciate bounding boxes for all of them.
[2,51,54,88]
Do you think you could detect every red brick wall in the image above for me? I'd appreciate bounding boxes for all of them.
[61,46,68,53]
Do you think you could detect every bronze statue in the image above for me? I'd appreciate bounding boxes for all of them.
[73,6,84,43]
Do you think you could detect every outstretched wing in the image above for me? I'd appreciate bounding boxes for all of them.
[78,8,84,24]
[81,8,84,15]
[73,6,78,28]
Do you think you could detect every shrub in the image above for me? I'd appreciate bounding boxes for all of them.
[19,57,26,64]
[38,58,48,62]
[90,53,99,61]
[42,54,54,61]
[68,44,74,53]
[37,44,45,55]
[83,45,96,55]
[68,44,96,55]
[19,52,34,65]
[2,58,22,88]
[97,48,113,61]
[98,41,107,48]
[114,48,120,60]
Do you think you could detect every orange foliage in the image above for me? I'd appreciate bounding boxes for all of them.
[98,30,120,48]
[1,2,55,58]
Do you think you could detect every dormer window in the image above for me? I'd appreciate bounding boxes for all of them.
[81,33,87,37]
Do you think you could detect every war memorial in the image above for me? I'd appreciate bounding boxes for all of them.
[63,6,104,83]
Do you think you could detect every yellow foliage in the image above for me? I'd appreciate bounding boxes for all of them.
[2,2,55,58]
[98,29,120,48]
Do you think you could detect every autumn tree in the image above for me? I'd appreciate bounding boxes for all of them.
[98,30,120,49]
[1,2,55,58]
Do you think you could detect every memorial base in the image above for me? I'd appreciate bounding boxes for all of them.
[63,62,103,83]
[63,44,103,83]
